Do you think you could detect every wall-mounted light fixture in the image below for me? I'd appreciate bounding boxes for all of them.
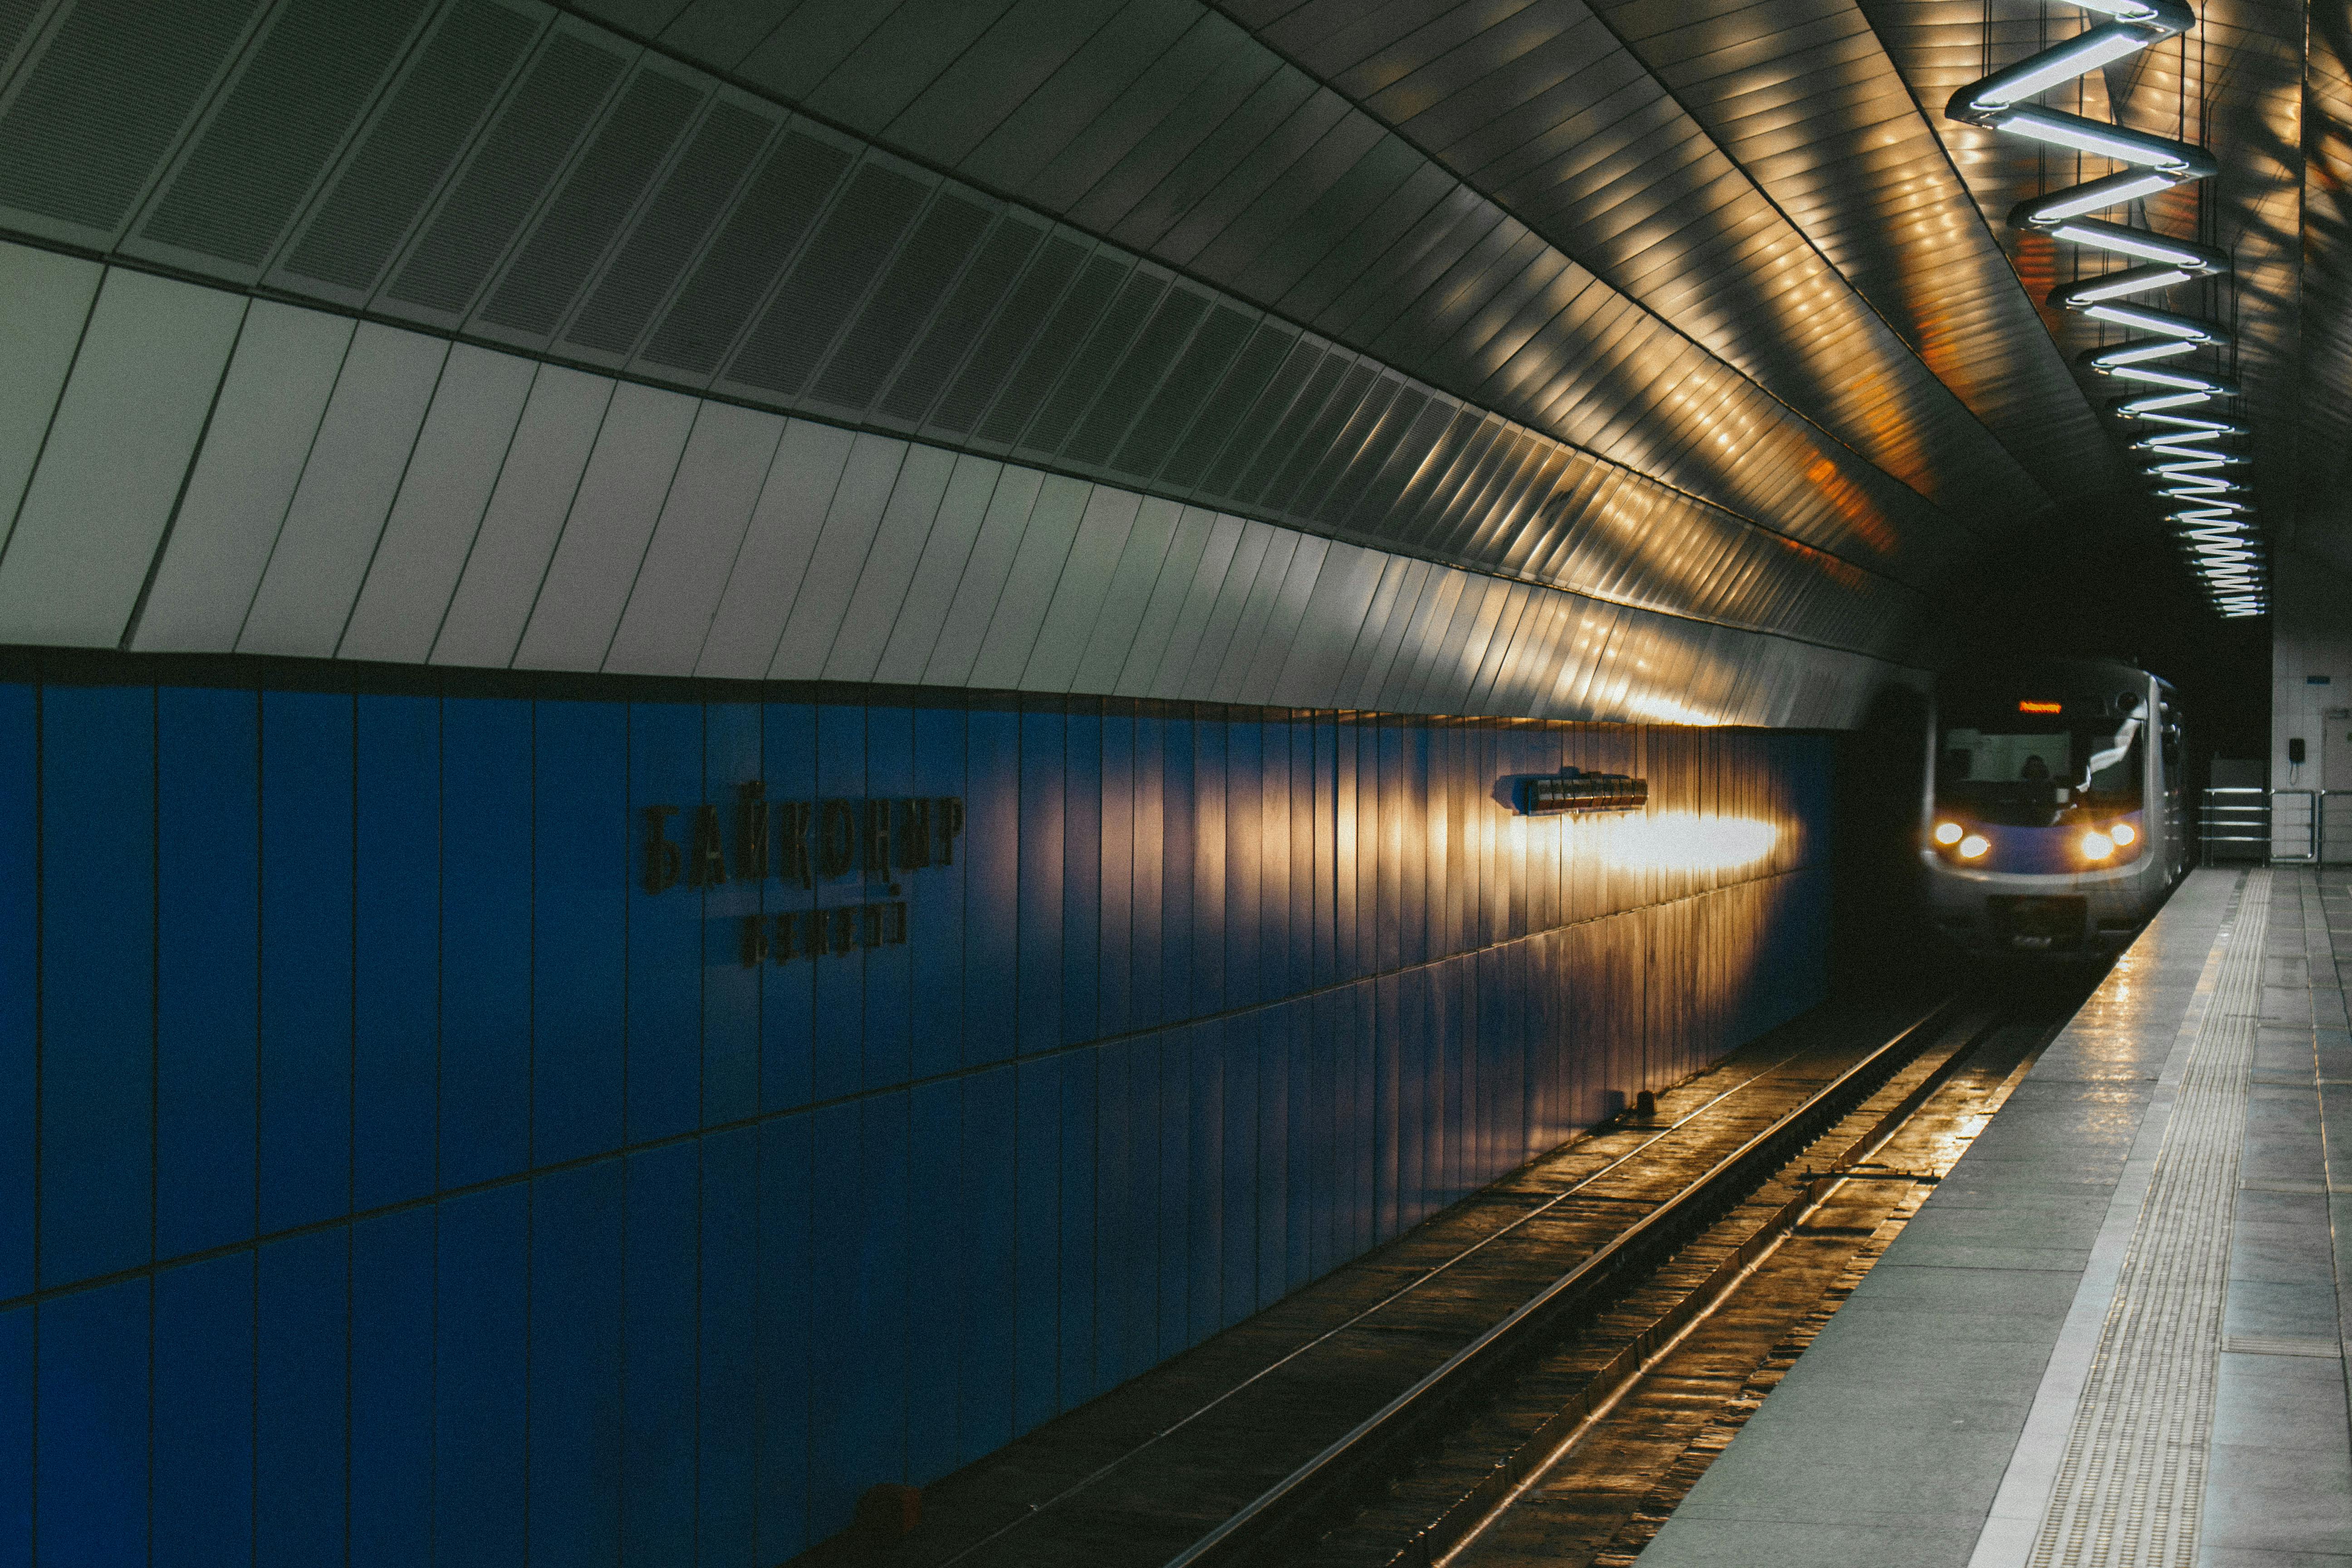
[1519,769,1650,814]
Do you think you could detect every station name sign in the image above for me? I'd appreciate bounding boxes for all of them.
[641,784,967,968]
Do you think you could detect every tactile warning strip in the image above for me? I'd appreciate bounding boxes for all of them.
[2221,1335,2344,1359]
[2029,868,2270,1568]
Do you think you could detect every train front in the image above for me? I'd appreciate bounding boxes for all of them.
[1922,672,2162,957]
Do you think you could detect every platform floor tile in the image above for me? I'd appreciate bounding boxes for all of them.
[1640,869,2352,1568]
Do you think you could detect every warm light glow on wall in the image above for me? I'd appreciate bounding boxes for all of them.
[1624,694,1721,726]
[1576,812,1782,875]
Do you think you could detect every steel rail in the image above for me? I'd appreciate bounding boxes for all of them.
[1418,1007,2029,1568]
[1162,996,1984,1568]
[927,1001,1938,1568]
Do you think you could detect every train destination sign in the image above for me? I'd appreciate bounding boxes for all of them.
[640,787,968,968]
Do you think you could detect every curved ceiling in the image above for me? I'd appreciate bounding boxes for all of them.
[0,0,2327,711]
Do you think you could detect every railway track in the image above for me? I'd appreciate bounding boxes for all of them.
[834,988,2090,1568]
[1159,994,2080,1568]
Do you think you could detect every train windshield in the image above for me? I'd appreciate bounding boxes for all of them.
[1938,701,2143,823]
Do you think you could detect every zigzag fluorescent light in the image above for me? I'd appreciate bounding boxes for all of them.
[1949,0,2262,614]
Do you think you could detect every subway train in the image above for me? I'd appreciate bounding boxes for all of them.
[1921,659,2190,957]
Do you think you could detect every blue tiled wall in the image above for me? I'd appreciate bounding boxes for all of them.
[0,654,1833,1565]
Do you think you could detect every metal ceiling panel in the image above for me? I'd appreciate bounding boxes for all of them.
[1073,494,1186,692]
[270,0,547,305]
[130,301,354,654]
[909,0,1183,188]
[558,90,778,365]
[807,187,1000,419]
[237,323,449,659]
[872,452,1009,686]
[1110,503,1218,695]
[0,270,244,646]
[719,151,937,405]
[0,0,1991,685]
[820,440,961,684]
[601,398,787,676]
[637,118,862,377]
[767,430,907,679]
[338,344,542,665]
[0,0,269,248]
[431,364,617,668]
[127,0,435,281]
[919,463,1048,687]
[510,378,697,671]
[1211,0,2045,520]
[378,18,636,325]
[2298,15,2352,538]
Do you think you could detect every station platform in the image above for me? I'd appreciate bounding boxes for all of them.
[1642,867,2352,1567]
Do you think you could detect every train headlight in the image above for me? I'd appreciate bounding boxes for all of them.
[1933,821,1964,845]
[1957,833,1990,859]
[2081,830,2115,860]
[2110,821,2138,847]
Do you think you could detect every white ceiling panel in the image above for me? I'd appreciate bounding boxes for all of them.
[1071,494,1181,696]
[1269,541,1382,709]
[822,440,959,684]
[0,267,244,647]
[869,452,1004,686]
[694,416,857,679]
[238,323,450,657]
[0,241,101,543]
[918,463,1045,686]
[1376,567,1467,715]
[967,471,1089,691]
[1021,484,1142,692]
[1111,503,1218,699]
[1207,526,1299,704]
[1180,518,1274,701]
[1240,532,1328,706]
[511,379,697,670]
[766,431,907,678]
[602,399,786,676]
[1334,555,1420,709]
[130,300,353,653]
[338,343,539,665]
[1144,510,1247,701]
[431,364,617,669]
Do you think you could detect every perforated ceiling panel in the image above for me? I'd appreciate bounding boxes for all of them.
[0,0,266,241]
[273,0,543,298]
[15,0,2255,686]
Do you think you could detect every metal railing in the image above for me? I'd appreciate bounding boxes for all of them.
[2202,787,2275,862]
[2200,788,2352,864]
